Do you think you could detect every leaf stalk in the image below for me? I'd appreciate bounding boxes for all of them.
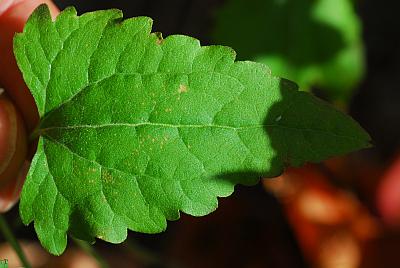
[0,215,31,268]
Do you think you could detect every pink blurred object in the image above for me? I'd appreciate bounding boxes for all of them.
[0,93,28,213]
[377,155,400,226]
[0,160,28,212]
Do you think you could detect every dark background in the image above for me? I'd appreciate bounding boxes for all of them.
[2,0,400,267]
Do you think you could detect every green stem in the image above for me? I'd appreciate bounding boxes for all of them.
[72,238,109,268]
[0,215,31,268]
[29,127,41,143]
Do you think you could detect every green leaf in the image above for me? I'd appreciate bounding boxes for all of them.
[214,0,365,103]
[14,5,370,255]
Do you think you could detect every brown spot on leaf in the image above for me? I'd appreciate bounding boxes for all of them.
[178,84,188,93]
[102,170,114,184]
[154,32,164,45]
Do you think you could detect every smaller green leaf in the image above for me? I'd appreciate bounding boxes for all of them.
[214,0,365,102]
[14,5,370,255]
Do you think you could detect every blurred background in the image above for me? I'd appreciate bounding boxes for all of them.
[1,0,400,267]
